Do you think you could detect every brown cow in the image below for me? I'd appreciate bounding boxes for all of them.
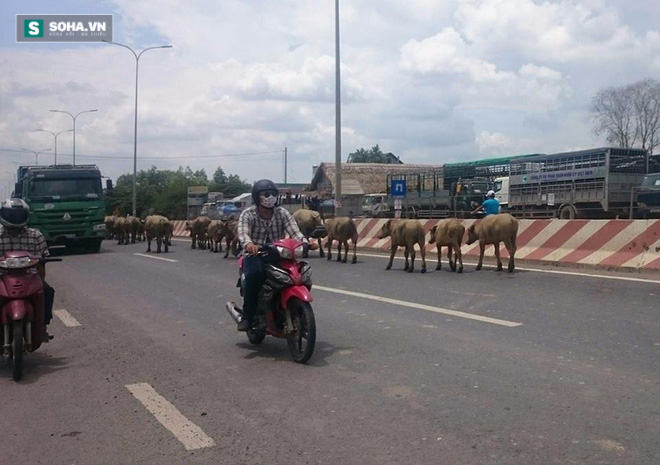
[324,217,358,264]
[144,215,170,253]
[218,218,239,258]
[207,220,223,253]
[292,209,325,258]
[113,216,129,245]
[104,215,115,239]
[429,219,465,273]
[376,219,427,273]
[189,216,211,249]
[466,213,519,272]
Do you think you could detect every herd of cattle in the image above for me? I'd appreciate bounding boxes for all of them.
[105,209,520,273]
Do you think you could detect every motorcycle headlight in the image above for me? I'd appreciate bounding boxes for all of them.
[294,244,305,258]
[267,265,294,285]
[0,256,36,269]
[276,246,293,260]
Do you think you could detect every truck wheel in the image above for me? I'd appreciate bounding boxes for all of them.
[87,239,103,253]
[558,205,576,220]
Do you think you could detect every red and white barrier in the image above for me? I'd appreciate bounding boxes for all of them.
[171,218,660,271]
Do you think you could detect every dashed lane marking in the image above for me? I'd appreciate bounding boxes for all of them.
[54,309,81,327]
[133,253,178,263]
[125,383,215,451]
[314,285,522,327]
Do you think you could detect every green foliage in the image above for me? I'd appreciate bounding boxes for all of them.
[105,165,251,219]
[347,144,386,163]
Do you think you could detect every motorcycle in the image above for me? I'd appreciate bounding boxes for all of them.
[226,238,316,364]
[0,251,61,381]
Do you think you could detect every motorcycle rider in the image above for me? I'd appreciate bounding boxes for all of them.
[0,199,55,339]
[236,180,317,331]
[472,190,501,216]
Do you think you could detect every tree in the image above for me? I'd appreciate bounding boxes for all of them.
[347,144,386,163]
[592,79,660,154]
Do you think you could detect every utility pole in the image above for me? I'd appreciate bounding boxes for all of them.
[334,0,343,216]
[284,147,288,184]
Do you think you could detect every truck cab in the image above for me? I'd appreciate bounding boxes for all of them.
[637,173,660,218]
[362,193,389,217]
[493,176,509,208]
[14,164,107,252]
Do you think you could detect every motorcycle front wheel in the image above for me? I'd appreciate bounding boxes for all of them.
[286,299,316,364]
[12,321,24,382]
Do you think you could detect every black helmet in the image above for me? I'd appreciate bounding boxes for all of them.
[251,179,279,207]
[0,198,30,228]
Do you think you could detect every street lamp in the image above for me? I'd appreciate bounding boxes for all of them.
[21,148,52,166]
[50,109,98,165]
[37,129,73,165]
[103,40,173,217]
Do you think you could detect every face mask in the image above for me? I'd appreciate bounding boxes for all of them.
[260,193,277,208]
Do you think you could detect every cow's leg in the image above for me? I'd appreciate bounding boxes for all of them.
[404,246,410,271]
[386,245,397,270]
[448,245,456,271]
[419,242,427,273]
[327,237,333,260]
[494,242,503,271]
[435,244,442,270]
[156,236,162,253]
[505,239,515,272]
[224,237,230,258]
[351,236,357,264]
[146,237,152,252]
[456,244,464,273]
[318,238,325,258]
[476,242,485,270]
[191,234,196,249]
[409,246,416,273]
[342,240,348,263]
[164,234,169,253]
[336,240,342,262]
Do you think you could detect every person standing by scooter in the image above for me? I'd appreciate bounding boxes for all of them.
[0,199,55,339]
[236,180,317,331]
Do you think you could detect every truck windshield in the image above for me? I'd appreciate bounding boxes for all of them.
[471,183,490,194]
[29,178,102,201]
[493,181,503,192]
[641,175,660,188]
[363,198,373,206]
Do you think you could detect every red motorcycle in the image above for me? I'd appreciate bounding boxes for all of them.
[0,251,60,381]
[226,238,316,364]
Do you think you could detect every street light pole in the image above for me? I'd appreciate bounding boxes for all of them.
[50,109,98,165]
[334,0,343,217]
[37,129,73,165]
[103,40,173,216]
[21,148,52,166]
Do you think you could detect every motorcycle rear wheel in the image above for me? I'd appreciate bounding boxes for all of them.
[286,299,316,364]
[12,321,24,382]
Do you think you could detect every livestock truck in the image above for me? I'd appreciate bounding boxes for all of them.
[14,164,109,252]
[637,172,660,218]
[499,147,650,219]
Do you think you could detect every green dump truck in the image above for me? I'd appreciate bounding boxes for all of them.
[14,164,109,252]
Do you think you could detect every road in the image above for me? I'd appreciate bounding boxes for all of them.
[2,238,659,464]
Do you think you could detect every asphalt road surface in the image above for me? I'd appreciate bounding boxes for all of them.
[2,238,659,464]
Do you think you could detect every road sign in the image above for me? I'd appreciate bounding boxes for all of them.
[391,179,406,197]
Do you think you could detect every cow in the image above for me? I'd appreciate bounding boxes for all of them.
[429,219,465,273]
[292,209,326,258]
[126,216,142,243]
[324,217,358,264]
[144,215,171,253]
[376,219,427,273]
[104,215,115,239]
[189,216,211,249]
[113,216,129,245]
[465,213,519,272]
[217,218,239,258]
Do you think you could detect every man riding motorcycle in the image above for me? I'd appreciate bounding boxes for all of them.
[0,199,55,339]
[236,180,317,331]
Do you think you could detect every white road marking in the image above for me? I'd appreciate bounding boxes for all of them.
[358,252,660,285]
[53,309,81,327]
[125,383,215,451]
[313,285,522,327]
[172,238,188,242]
[133,253,178,263]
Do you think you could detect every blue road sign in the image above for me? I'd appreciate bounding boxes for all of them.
[391,179,407,197]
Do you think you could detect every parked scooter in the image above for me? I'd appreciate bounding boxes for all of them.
[226,238,316,364]
[0,251,61,381]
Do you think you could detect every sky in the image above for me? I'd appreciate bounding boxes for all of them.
[1,0,659,195]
